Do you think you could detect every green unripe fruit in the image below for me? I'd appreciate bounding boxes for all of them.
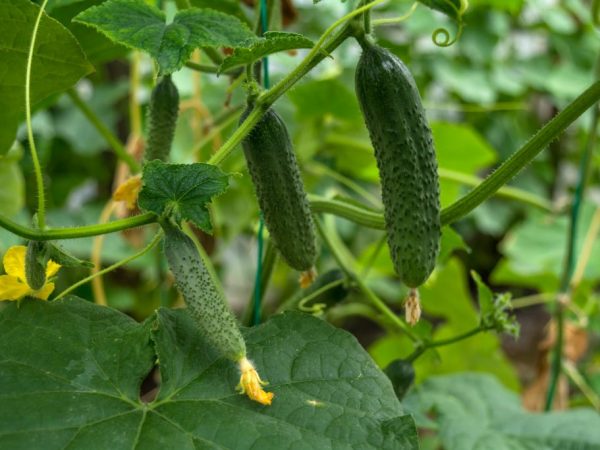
[355,39,441,288]
[384,359,415,400]
[162,220,246,362]
[241,106,317,271]
[25,241,47,290]
[145,75,179,162]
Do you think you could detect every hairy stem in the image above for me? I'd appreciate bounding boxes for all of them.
[442,80,600,225]
[0,212,156,241]
[25,0,49,229]
[406,325,493,362]
[55,231,163,301]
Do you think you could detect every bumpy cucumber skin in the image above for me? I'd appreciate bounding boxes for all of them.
[26,241,46,290]
[355,42,440,288]
[162,221,246,361]
[145,75,179,162]
[241,106,317,271]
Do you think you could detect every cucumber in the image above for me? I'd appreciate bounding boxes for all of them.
[241,105,317,271]
[384,359,415,400]
[25,241,47,290]
[161,220,246,362]
[355,39,440,288]
[145,75,179,162]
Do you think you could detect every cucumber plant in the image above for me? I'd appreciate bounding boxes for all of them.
[0,0,598,446]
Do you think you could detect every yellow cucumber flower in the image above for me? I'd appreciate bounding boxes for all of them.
[0,246,60,301]
[237,357,274,406]
[113,175,142,210]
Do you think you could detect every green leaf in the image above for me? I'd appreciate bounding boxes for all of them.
[0,298,419,449]
[219,31,314,73]
[471,271,519,337]
[0,0,93,154]
[290,78,363,122]
[418,0,464,20]
[75,0,257,74]
[45,0,129,64]
[493,202,600,289]
[432,122,497,207]
[404,373,600,449]
[43,242,94,269]
[138,160,229,232]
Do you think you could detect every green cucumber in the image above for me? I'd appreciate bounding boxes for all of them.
[355,39,440,288]
[25,241,47,290]
[384,359,415,400]
[162,220,246,362]
[241,105,317,271]
[145,75,179,162]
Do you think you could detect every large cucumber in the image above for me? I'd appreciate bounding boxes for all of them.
[145,75,179,162]
[241,105,317,272]
[162,220,246,362]
[355,39,441,288]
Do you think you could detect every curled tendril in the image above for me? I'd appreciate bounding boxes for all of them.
[432,19,464,47]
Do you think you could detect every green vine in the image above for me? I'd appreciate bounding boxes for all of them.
[25,0,49,230]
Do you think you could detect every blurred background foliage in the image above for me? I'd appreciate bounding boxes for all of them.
[2,0,600,412]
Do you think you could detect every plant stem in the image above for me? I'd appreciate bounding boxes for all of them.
[406,325,493,362]
[545,82,600,411]
[324,135,552,212]
[438,168,553,212]
[442,80,600,225]
[54,231,163,301]
[184,61,219,74]
[309,194,385,229]
[0,212,156,241]
[26,0,49,230]
[206,0,374,166]
[314,217,420,341]
[259,0,383,108]
[67,89,140,173]
[371,2,418,26]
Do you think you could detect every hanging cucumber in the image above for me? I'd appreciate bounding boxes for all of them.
[240,105,317,273]
[161,219,273,405]
[145,75,179,162]
[355,37,441,290]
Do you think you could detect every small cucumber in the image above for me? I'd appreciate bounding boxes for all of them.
[355,39,440,288]
[384,359,415,400]
[161,220,246,362]
[145,75,179,162]
[241,105,317,271]
[25,241,47,290]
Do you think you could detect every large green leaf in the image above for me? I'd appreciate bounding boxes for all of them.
[404,373,600,450]
[219,32,314,73]
[492,203,600,289]
[0,0,93,154]
[75,0,257,74]
[138,160,229,232]
[0,298,418,449]
[46,0,129,64]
